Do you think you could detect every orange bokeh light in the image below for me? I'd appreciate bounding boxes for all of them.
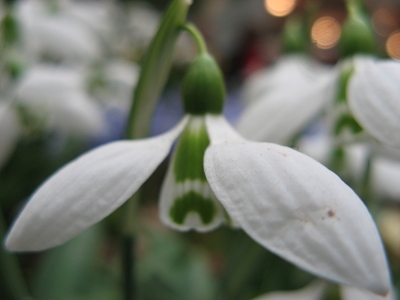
[372,8,398,37]
[265,0,296,17]
[386,31,400,59]
[311,17,341,49]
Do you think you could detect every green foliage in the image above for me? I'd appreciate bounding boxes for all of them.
[137,230,217,300]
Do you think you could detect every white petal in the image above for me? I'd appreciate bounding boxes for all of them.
[252,281,327,300]
[6,118,188,251]
[348,57,400,149]
[205,115,390,295]
[237,61,337,144]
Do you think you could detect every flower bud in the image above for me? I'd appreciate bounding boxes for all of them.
[339,4,375,57]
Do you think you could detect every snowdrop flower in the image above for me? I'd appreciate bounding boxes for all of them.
[236,55,338,145]
[16,0,103,63]
[252,281,395,300]
[60,0,115,44]
[0,102,21,168]
[15,65,105,136]
[238,56,400,153]
[6,54,390,295]
[347,57,400,149]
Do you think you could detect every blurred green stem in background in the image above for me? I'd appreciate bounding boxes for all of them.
[0,208,33,300]
[120,0,191,299]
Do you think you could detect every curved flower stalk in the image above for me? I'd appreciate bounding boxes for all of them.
[236,55,338,145]
[5,51,391,295]
[252,281,395,300]
[15,65,105,137]
[347,57,400,149]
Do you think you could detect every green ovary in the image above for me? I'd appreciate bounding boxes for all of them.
[169,191,216,225]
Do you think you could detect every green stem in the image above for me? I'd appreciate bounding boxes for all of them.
[0,209,33,300]
[180,23,207,55]
[125,0,191,139]
[120,192,139,300]
[121,236,135,300]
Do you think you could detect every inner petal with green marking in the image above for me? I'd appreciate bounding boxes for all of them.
[159,115,226,232]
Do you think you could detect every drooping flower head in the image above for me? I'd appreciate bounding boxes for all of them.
[5,49,391,296]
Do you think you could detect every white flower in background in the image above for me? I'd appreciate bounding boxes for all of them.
[236,56,338,145]
[371,156,400,201]
[238,56,400,153]
[347,57,400,149]
[252,280,395,300]
[0,102,21,168]
[60,0,115,44]
[369,142,400,202]
[15,65,105,136]
[93,58,140,112]
[6,54,391,296]
[117,2,195,64]
[16,0,103,63]
[241,55,334,106]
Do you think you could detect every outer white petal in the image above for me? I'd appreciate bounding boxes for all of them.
[205,115,390,295]
[0,103,21,168]
[341,286,395,300]
[348,58,400,149]
[252,281,327,300]
[6,118,188,251]
[236,63,337,144]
